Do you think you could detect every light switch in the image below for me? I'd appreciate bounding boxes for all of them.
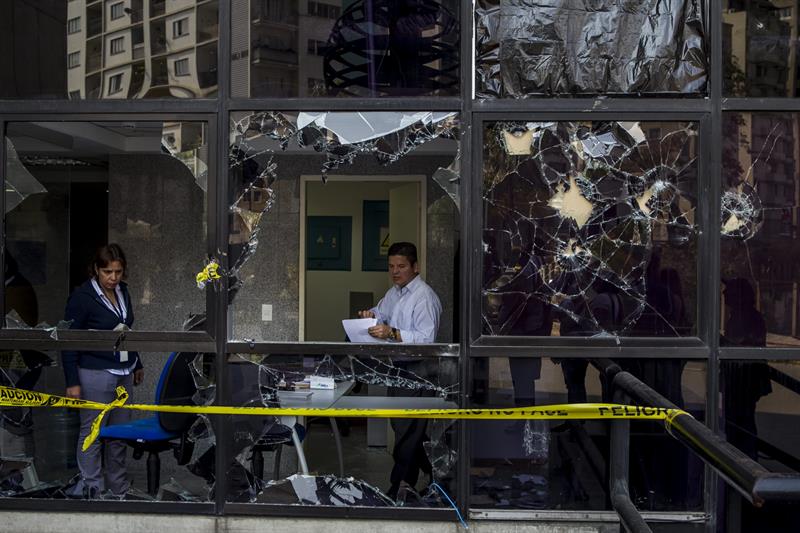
[261,304,273,322]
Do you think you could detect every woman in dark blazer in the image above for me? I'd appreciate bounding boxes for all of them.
[62,243,143,498]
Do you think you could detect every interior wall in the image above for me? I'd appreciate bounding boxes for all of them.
[304,180,397,342]
[108,153,207,404]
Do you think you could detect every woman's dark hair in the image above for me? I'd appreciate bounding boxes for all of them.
[89,243,127,279]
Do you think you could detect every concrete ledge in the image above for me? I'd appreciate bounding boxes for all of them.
[0,512,614,533]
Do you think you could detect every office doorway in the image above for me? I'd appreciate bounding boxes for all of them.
[299,176,426,341]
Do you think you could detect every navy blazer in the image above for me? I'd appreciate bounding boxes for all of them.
[62,279,141,388]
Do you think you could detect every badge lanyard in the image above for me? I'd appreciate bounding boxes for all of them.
[91,279,129,362]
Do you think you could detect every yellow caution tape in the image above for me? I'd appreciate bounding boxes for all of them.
[195,260,221,289]
[0,386,690,452]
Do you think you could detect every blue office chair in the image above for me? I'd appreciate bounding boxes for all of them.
[99,352,199,495]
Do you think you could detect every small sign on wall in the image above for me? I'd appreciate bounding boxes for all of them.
[306,216,352,271]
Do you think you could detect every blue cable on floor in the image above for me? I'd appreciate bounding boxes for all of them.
[430,482,469,529]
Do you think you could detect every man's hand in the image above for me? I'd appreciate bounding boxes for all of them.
[368,324,392,339]
[66,386,81,399]
[134,369,144,386]
[358,310,375,319]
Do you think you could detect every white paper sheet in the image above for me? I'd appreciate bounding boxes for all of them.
[342,318,387,343]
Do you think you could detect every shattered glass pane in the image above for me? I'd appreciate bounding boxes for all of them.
[228,111,460,343]
[162,122,209,192]
[723,1,800,97]
[722,113,800,347]
[483,121,698,338]
[470,357,707,511]
[475,0,708,98]
[225,353,458,507]
[4,122,208,331]
[232,0,460,98]
[4,139,48,213]
[0,351,215,502]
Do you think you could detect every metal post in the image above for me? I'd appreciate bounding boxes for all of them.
[609,389,653,533]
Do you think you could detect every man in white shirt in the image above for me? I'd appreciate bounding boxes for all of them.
[358,242,442,343]
[358,242,443,499]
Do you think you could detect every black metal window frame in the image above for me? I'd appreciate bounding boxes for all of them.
[0,1,797,527]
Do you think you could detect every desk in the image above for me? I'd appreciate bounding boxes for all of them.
[275,381,354,475]
[332,396,457,410]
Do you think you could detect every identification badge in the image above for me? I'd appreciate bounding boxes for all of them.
[113,323,129,362]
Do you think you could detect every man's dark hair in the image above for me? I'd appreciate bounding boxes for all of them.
[387,242,417,264]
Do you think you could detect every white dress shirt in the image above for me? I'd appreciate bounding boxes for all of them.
[371,275,442,343]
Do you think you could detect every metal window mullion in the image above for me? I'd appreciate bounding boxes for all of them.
[0,99,218,115]
[214,0,232,515]
[458,0,474,515]
[705,0,723,530]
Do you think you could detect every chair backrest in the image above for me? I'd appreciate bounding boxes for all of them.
[156,352,199,433]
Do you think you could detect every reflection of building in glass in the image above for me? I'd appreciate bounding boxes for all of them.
[231,0,458,97]
[725,112,800,341]
[723,0,798,96]
[67,0,218,99]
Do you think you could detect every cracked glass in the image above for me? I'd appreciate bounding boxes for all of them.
[483,121,699,339]
[0,351,215,502]
[231,1,460,98]
[227,111,460,343]
[0,1,219,99]
[723,1,800,97]
[475,0,708,98]
[470,356,706,511]
[224,353,459,507]
[721,112,800,347]
[4,121,208,333]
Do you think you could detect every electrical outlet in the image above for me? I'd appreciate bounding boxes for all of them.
[261,304,273,322]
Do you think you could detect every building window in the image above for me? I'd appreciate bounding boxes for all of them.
[108,73,123,94]
[67,17,81,34]
[110,36,125,55]
[110,2,125,20]
[307,39,328,57]
[308,1,340,19]
[173,17,189,38]
[67,51,80,69]
[174,58,190,76]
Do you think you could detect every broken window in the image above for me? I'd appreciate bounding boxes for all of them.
[4,122,208,332]
[470,356,706,511]
[723,1,799,97]
[233,0,460,97]
[223,352,458,507]
[0,2,218,99]
[227,111,460,343]
[483,121,699,338]
[721,113,800,347]
[475,0,708,98]
[0,351,216,502]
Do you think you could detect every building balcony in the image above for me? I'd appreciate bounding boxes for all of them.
[251,46,298,67]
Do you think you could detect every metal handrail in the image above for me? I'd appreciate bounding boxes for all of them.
[593,358,800,507]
